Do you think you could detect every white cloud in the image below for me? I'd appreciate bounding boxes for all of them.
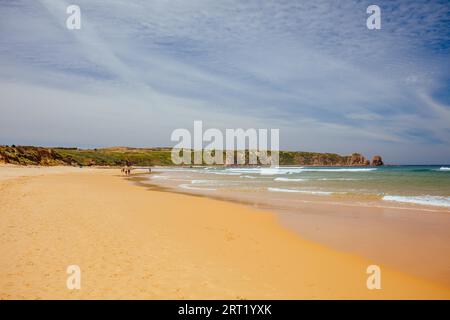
[0,0,449,163]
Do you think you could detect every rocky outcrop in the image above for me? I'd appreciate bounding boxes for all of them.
[371,155,383,166]
[280,151,382,166]
[346,153,368,166]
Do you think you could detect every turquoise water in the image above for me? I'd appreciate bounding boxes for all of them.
[151,165,450,208]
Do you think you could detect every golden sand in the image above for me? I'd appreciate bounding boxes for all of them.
[0,166,449,299]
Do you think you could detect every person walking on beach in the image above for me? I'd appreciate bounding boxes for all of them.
[121,167,131,175]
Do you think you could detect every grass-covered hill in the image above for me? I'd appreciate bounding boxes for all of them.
[0,145,381,167]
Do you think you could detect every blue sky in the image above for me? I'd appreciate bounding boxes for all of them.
[0,0,449,164]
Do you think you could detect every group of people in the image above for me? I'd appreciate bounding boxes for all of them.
[121,166,152,175]
[121,167,131,175]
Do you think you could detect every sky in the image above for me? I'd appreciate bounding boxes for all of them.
[0,0,449,164]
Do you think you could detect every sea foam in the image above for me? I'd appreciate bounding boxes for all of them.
[224,167,305,175]
[268,187,332,195]
[298,168,377,172]
[383,195,450,208]
[178,184,216,191]
[191,180,209,184]
[274,177,306,182]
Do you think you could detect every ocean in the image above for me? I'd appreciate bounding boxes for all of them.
[148,165,450,209]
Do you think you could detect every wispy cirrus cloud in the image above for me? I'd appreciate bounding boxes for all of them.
[0,0,449,163]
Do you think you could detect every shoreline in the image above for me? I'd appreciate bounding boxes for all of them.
[139,170,450,287]
[1,165,449,299]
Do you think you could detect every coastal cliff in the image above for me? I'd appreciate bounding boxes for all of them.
[0,146,68,166]
[279,152,371,166]
[0,145,383,167]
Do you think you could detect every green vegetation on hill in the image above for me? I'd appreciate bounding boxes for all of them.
[55,147,174,166]
[0,145,379,167]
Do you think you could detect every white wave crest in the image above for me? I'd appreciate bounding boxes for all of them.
[212,166,377,176]
[210,171,241,175]
[268,187,332,195]
[439,167,450,171]
[274,177,306,182]
[383,195,450,208]
[225,167,305,175]
[317,178,360,181]
[300,168,377,172]
[191,180,209,184]
[178,184,216,191]
[151,174,169,180]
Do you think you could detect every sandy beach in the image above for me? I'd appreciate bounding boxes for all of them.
[0,165,449,299]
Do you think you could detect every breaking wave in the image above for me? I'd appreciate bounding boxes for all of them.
[268,187,332,195]
[382,195,450,208]
[274,177,306,182]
